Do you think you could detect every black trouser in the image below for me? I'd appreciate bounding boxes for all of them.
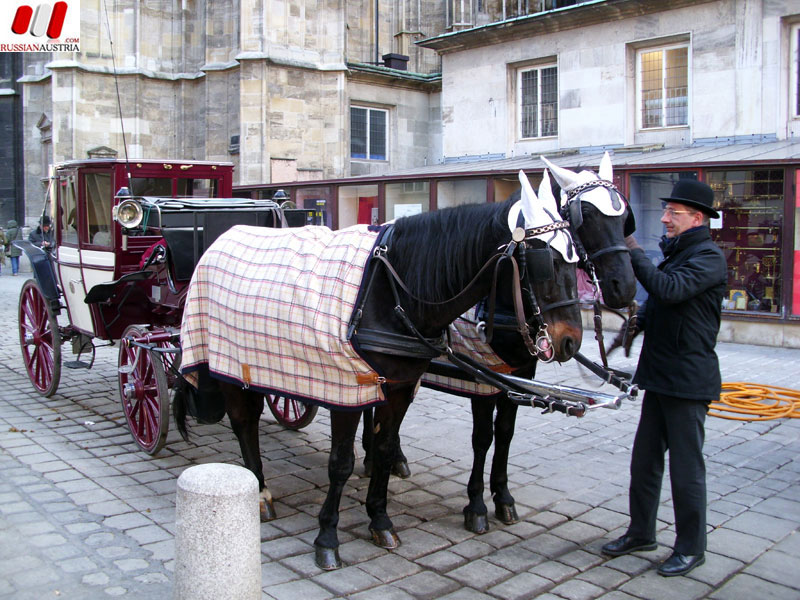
[626,390,707,555]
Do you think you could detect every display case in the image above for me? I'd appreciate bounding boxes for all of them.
[708,169,783,314]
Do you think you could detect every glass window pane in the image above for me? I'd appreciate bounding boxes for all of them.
[176,178,217,197]
[350,107,367,159]
[664,47,688,126]
[540,66,558,136]
[59,175,79,245]
[130,177,172,196]
[436,179,485,209]
[708,170,783,314]
[386,181,430,220]
[628,171,698,305]
[85,173,113,246]
[369,109,386,160]
[640,50,663,128]
[520,69,539,138]
[338,184,378,228]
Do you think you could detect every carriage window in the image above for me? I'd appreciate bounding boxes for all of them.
[518,65,558,139]
[130,177,172,197]
[638,44,688,129]
[58,175,79,245]
[85,173,113,247]
[351,107,387,161]
[177,178,218,197]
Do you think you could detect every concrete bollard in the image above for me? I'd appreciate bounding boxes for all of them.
[174,463,261,600]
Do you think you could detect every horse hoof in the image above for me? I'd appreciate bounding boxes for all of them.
[464,511,490,534]
[314,545,342,570]
[370,527,400,549]
[260,498,277,522]
[392,460,411,479]
[495,503,519,525]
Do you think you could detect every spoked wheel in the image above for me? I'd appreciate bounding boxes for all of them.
[266,394,318,430]
[18,279,62,397]
[118,325,169,455]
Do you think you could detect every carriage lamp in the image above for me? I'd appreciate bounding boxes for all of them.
[115,199,144,228]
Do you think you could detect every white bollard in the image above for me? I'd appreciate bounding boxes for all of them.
[174,463,261,600]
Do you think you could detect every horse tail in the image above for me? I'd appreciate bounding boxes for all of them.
[172,377,191,442]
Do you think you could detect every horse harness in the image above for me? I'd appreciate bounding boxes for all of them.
[348,220,577,375]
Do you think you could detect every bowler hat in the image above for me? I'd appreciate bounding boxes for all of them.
[660,180,719,219]
[41,215,52,226]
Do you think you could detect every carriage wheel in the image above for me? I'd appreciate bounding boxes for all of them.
[18,279,62,397]
[266,394,318,430]
[118,325,169,455]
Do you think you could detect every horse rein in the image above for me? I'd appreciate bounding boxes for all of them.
[350,220,577,363]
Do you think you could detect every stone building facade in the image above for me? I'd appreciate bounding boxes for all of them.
[17,0,447,223]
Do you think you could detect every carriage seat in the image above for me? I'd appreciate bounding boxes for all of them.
[84,270,155,304]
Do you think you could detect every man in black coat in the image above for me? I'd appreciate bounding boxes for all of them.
[601,180,727,577]
[29,215,54,250]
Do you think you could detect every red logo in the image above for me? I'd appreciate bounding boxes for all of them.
[11,2,68,39]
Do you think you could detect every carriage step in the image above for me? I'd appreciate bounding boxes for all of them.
[64,360,92,369]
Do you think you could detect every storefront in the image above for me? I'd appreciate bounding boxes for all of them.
[234,140,800,346]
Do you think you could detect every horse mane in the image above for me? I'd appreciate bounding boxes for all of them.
[389,200,512,303]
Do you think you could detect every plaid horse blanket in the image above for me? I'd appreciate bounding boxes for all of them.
[180,224,388,409]
[421,307,513,397]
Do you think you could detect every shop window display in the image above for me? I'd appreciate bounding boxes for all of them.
[708,170,783,314]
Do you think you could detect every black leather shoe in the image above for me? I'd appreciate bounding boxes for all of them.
[601,535,658,557]
[657,552,705,577]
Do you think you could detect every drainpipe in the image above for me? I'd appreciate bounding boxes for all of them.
[375,0,379,64]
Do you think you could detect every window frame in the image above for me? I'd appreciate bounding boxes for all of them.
[350,106,389,162]
[517,63,559,140]
[791,23,800,119]
[635,42,690,130]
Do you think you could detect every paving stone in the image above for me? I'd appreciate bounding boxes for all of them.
[488,571,553,600]
[619,569,712,599]
[549,578,606,600]
[708,573,800,600]
[447,557,511,588]
[742,549,800,588]
[723,511,798,541]
[392,570,461,599]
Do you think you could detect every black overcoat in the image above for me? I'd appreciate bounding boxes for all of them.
[629,226,727,402]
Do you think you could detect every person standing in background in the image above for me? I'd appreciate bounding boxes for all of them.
[5,220,22,276]
[0,227,6,274]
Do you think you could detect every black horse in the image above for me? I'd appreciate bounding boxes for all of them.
[175,180,583,570]
[432,154,638,534]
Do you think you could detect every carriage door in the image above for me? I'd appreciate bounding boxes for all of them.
[55,170,116,336]
[79,170,116,333]
[55,170,95,334]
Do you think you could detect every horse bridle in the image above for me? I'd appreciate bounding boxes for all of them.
[560,178,638,369]
[349,218,579,364]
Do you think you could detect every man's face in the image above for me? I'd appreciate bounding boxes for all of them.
[661,202,703,238]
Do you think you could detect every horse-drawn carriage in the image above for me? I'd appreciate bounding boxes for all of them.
[18,154,641,569]
[16,158,316,455]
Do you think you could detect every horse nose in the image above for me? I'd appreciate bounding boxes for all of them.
[560,334,581,360]
[604,277,636,310]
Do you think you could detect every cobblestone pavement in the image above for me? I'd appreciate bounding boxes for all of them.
[1,271,799,599]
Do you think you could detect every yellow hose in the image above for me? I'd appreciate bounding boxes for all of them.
[709,382,800,421]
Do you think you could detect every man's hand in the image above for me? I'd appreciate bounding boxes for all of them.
[624,234,641,251]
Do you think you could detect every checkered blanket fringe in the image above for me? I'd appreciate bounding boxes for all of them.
[421,307,511,397]
[180,224,388,409]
